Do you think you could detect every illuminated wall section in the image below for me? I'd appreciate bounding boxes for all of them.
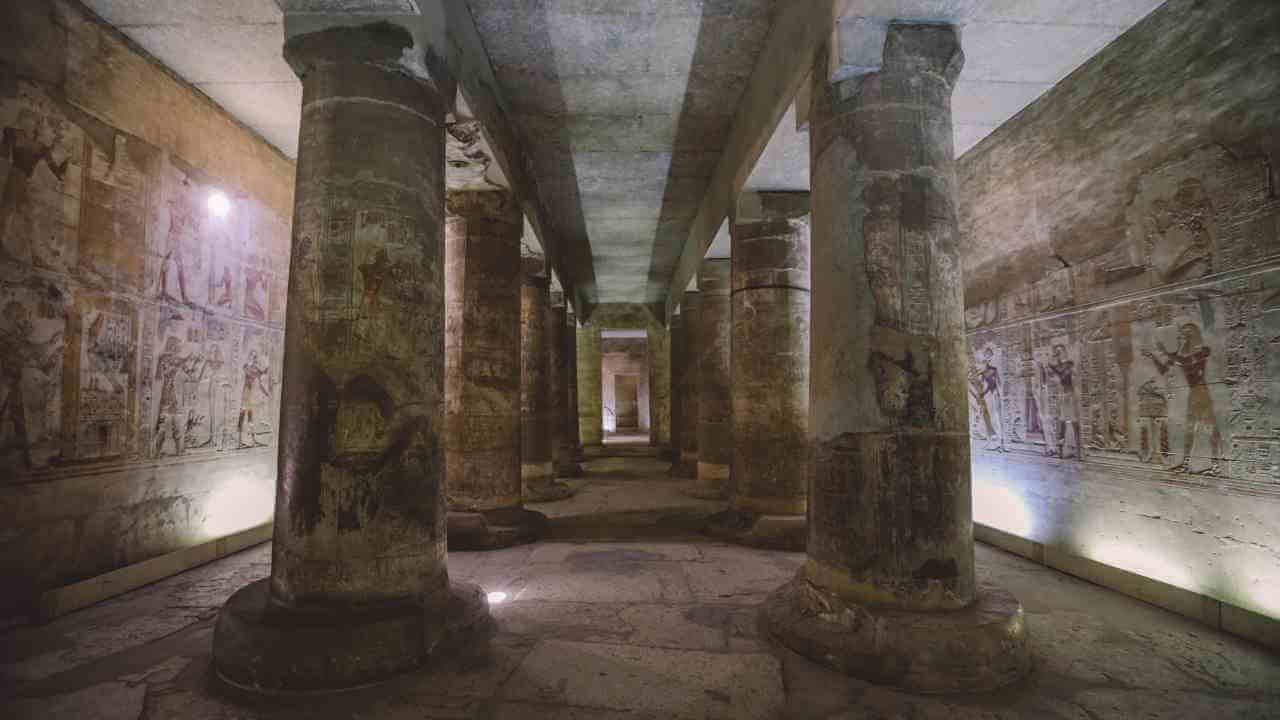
[959,0,1280,624]
[0,1,294,613]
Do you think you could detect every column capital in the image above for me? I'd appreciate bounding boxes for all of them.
[734,191,811,224]
[445,189,521,225]
[827,19,964,86]
[697,258,731,296]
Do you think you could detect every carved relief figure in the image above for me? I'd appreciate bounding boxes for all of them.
[0,300,63,467]
[214,264,233,307]
[969,346,1004,451]
[1145,178,1214,283]
[1042,344,1081,458]
[869,349,933,427]
[152,336,204,457]
[244,267,267,320]
[0,105,71,266]
[237,348,271,448]
[157,178,201,306]
[1143,322,1223,474]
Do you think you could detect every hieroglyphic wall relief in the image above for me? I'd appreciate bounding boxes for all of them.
[966,144,1280,490]
[0,80,290,476]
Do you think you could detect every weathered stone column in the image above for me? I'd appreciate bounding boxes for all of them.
[554,297,585,476]
[442,191,545,550]
[762,23,1028,693]
[687,259,731,499]
[674,291,700,478]
[709,192,810,550]
[577,320,603,451]
[668,310,685,471]
[648,324,671,454]
[565,306,585,461]
[522,257,574,501]
[213,22,489,693]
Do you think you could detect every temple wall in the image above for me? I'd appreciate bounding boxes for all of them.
[960,0,1280,625]
[0,0,294,612]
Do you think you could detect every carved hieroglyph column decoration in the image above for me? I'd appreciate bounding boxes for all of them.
[522,257,574,501]
[442,191,546,550]
[708,192,810,551]
[674,290,701,478]
[688,259,732,499]
[555,297,585,476]
[668,309,686,471]
[762,22,1028,693]
[577,319,603,450]
[213,22,489,692]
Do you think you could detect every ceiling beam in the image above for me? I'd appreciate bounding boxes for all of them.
[662,0,835,321]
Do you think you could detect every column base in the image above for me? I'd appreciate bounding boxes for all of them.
[213,579,493,694]
[705,509,806,551]
[555,460,585,478]
[761,572,1029,694]
[447,507,547,550]
[684,462,730,500]
[671,457,697,478]
[525,477,577,503]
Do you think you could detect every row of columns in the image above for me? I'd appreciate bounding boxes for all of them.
[212,17,1027,697]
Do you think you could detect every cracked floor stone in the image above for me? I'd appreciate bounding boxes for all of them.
[2,454,1278,719]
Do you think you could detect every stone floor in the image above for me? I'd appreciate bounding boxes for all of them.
[3,455,1279,719]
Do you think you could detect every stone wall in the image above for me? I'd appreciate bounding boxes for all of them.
[0,0,294,612]
[960,0,1280,623]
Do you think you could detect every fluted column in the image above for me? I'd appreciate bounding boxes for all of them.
[522,258,573,502]
[442,191,545,549]
[213,22,488,692]
[674,291,700,478]
[762,22,1028,693]
[708,192,810,550]
[687,259,731,499]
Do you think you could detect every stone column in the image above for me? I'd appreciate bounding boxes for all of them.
[213,22,489,693]
[687,259,731,499]
[709,192,810,551]
[577,320,603,451]
[554,297,585,476]
[565,305,585,461]
[668,310,685,471]
[442,191,545,550]
[648,325,672,454]
[674,291,700,478]
[522,257,574,502]
[762,23,1028,693]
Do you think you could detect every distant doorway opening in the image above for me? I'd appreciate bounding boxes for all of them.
[601,330,649,445]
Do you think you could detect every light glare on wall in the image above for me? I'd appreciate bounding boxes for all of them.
[973,483,1033,537]
[203,477,274,539]
[487,591,509,604]
[207,191,231,218]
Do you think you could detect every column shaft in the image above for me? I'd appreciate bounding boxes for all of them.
[522,260,574,502]
[555,300,584,476]
[444,191,522,513]
[214,22,488,693]
[676,291,700,478]
[692,260,731,498]
[566,307,584,459]
[668,311,685,471]
[763,23,1027,694]
[577,322,603,448]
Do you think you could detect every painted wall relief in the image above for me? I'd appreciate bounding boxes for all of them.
[0,81,289,475]
[966,144,1280,488]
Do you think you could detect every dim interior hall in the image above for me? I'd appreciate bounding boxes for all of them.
[1,0,1279,718]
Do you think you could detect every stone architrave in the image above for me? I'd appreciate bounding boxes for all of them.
[761,23,1029,694]
[442,190,546,550]
[708,192,810,550]
[674,291,701,478]
[212,22,489,693]
[687,259,731,499]
[522,257,574,502]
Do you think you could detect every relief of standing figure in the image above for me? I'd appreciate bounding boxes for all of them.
[153,336,204,457]
[1042,344,1081,459]
[157,180,200,306]
[969,346,1005,452]
[0,301,63,467]
[237,349,271,448]
[1142,322,1223,474]
[1,111,70,264]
